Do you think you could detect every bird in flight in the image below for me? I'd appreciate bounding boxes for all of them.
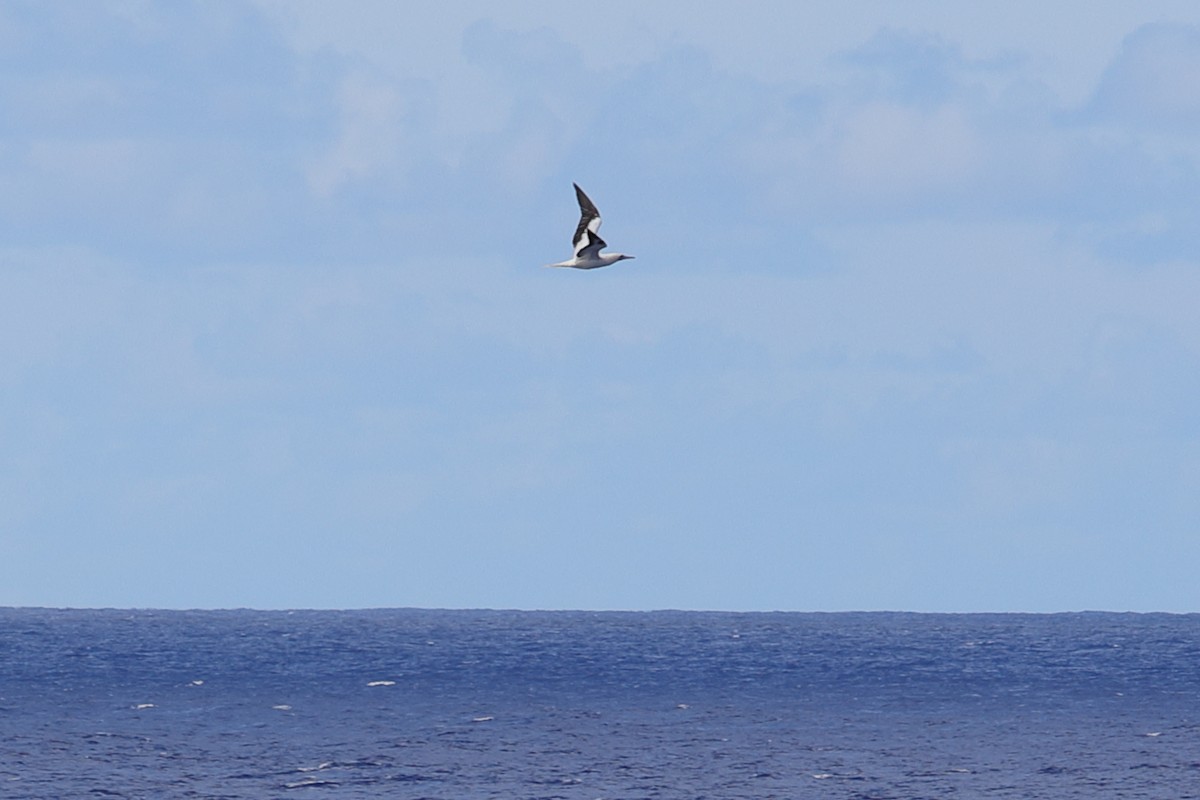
[546,184,635,269]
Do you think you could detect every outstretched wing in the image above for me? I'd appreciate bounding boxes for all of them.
[572,183,606,258]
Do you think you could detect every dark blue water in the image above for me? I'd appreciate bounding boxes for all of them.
[2,609,1198,798]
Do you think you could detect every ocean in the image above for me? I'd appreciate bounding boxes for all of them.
[1,608,1197,798]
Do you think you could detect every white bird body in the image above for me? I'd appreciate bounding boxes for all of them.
[547,184,635,269]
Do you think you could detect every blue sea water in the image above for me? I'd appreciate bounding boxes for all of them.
[1,609,1198,799]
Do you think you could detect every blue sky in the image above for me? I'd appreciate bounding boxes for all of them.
[2,1,1199,611]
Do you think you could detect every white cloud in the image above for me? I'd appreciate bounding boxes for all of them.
[943,436,1082,520]
[1089,22,1200,129]
[829,102,981,201]
[25,137,147,189]
[307,71,421,195]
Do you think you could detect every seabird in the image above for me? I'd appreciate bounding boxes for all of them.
[547,183,635,269]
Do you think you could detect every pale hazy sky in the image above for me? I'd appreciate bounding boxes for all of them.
[2,1,1199,611]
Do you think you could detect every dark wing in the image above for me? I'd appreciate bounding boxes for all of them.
[572,183,605,257]
[576,228,607,260]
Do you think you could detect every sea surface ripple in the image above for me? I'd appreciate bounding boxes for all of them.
[1,609,1198,798]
